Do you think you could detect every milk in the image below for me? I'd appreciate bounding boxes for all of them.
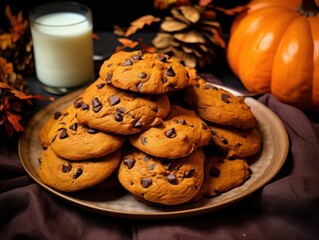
[31,12,94,89]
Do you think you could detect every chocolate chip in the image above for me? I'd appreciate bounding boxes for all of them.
[211,130,217,135]
[106,73,112,83]
[165,128,176,138]
[136,82,144,91]
[181,119,187,125]
[184,168,195,178]
[62,163,72,173]
[69,123,78,131]
[248,168,253,174]
[221,93,230,103]
[81,103,90,110]
[141,137,148,145]
[109,95,120,106]
[149,163,156,170]
[73,168,83,179]
[116,107,126,113]
[124,158,135,169]
[74,98,83,108]
[132,51,143,60]
[149,106,158,112]
[134,120,143,128]
[202,123,208,130]
[144,155,151,162]
[123,58,133,66]
[87,128,99,134]
[59,128,68,139]
[107,63,113,67]
[210,166,221,177]
[114,112,123,122]
[162,77,168,83]
[221,138,228,144]
[167,173,178,185]
[139,72,147,79]
[92,97,102,112]
[96,83,105,89]
[157,54,167,62]
[141,178,152,188]
[165,66,175,77]
[53,111,62,119]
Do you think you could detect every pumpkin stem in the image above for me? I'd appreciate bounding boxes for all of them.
[298,0,319,17]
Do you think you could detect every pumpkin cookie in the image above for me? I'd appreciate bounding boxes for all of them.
[128,105,212,159]
[49,102,125,161]
[209,124,261,159]
[117,146,205,205]
[39,109,66,148]
[99,50,192,94]
[192,153,251,202]
[76,78,170,135]
[183,76,257,129]
[38,146,122,192]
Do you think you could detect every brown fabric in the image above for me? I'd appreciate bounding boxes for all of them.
[1,91,319,239]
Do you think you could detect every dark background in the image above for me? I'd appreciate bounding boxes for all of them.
[1,0,249,33]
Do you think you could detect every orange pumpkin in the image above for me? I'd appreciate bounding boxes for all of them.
[227,0,319,111]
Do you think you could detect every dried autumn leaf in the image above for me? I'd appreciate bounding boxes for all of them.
[154,0,177,10]
[0,34,13,50]
[124,15,161,37]
[0,57,14,75]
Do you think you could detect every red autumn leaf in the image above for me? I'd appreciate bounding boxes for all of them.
[6,110,24,133]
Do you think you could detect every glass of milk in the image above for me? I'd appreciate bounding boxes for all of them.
[29,2,94,94]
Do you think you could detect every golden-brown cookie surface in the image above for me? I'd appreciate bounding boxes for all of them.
[48,103,125,161]
[39,109,65,148]
[76,78,170,135]
[117,146,205,205]
[209,124,261,159]
[38,146,122,192]
[192,153,251,202]
[99,50,192,94]
[128,105,212,159]
[183,77,257,129]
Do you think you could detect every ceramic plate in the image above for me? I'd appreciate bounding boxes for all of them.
[18,85,289,219]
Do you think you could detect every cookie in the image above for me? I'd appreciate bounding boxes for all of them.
[209,124,261,159]
[128,105,212,159]
[76,78,171,135]
[183,76,257,129]
[48,103,125,161]
[117,146,205,205]
[38,146,122,192]
[99,50,192,94]
[192,153,251,202]
[39,109,65,148]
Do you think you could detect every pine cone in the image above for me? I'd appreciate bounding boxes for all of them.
[152,5,225,69]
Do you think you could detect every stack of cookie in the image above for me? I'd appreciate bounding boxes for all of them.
[38,50,261,206]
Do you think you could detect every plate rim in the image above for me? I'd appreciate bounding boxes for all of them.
[18,84,289,219]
